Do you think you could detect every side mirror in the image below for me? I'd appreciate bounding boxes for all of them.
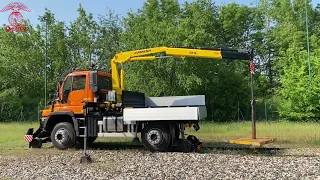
[49,93,55,100]
[55,82,62,101]
[47,93,53,106]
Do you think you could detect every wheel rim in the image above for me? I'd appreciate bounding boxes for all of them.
[147,129,162,145]
[55,128,69,144]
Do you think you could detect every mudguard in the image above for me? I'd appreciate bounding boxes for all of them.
[43,111,80,136]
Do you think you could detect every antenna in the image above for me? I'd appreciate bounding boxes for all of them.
[305,0,311,86]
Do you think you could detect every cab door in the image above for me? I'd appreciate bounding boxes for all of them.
[59,74,87,113]
[69,75,86,104]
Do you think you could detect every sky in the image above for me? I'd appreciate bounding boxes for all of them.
[0,0,318,27]
[0,0,254,27]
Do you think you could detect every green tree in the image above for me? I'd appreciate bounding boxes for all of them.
[268,0,320,120]
[0,20,44,121]
[95,9,123,70]
[121,0,261,121]
[68,4,99,69]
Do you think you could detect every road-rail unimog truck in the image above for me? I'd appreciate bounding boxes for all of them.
[25,46,252,152]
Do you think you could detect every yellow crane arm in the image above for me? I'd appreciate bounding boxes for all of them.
[110,46,253,100]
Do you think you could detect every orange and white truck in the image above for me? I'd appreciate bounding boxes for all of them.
[25,46,252,152]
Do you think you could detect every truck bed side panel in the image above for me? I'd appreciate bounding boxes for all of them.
[145,95,205,107]
[123,106,206,122]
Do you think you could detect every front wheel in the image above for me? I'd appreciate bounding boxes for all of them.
[51,122,76,150]
[141,123,171,152]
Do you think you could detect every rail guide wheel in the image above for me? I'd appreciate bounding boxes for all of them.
[229,60,276,147]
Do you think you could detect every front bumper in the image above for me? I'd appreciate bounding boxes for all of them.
[25,126,50,148]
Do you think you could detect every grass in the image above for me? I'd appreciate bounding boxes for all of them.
[187,121,320,148]
[0,122,38,150]
[0,122,52,156]
[1,121,320,155]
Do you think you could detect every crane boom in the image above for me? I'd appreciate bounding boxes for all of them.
[111,46,253,101]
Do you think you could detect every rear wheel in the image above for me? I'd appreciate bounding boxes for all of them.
[51,122,76,150]
[141,123,171,152]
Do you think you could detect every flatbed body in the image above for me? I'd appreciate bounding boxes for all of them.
[90,94,207,138]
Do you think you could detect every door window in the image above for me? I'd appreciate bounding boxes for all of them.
[62,76,72,103]
[98,75,112,90]
[72,75,86,91]
[61,75,86,103]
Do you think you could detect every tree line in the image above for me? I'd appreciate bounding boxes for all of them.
[0,0,319,122]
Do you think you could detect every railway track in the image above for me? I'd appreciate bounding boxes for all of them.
[77,142,319,157]
[79,142,288,155]
[4,142,318,158]
[201,145,291,156]
[85,141,282,150]
[202,145,284,152]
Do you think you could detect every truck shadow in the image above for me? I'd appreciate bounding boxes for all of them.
[75,142,146,151]
[75,142,184,153]
[74,141,285,156]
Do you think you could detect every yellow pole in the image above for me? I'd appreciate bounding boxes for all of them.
[120,69,124,90]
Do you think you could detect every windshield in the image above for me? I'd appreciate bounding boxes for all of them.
[98,75,112,90]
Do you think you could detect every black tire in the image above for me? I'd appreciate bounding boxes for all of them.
[50,122,76,150]
[141,123,171,152]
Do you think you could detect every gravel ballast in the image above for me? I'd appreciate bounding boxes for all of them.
[1,148,320,179]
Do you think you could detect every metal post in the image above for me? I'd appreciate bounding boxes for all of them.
[45,18,47,106]
[305,0,311,86]
[237,101,240,121]
[80,125,91,164]
[250,60,256,139]
[42,16,48,107]
[83,126,87,155]
[80,105,91,164]
[251,72,256,139]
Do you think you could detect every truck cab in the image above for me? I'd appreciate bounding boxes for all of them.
[42,70,112,118]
